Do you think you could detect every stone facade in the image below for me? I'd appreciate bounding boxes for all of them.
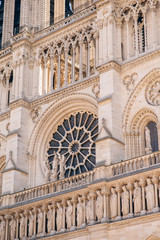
[0,0,160,239]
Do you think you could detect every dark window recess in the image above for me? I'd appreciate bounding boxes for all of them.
[50,0,54,25]
[146,121,159,153]
[13,0,21,35]
[65,0,74,18]
[0,0,5,49]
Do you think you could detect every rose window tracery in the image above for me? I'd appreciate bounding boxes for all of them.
[47,111,98,178]
[145,80,160,106]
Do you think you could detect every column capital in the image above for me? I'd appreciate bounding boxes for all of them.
[139,178,146,187]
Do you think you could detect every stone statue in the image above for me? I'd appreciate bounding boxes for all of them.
[121,185,129,217]
[20,214,25,239]
[66,200,73,229]
[44,155,51,183]
[145,126,152,154]
[10,217,16,240]
[59,154,65,179]
[77,197,84,226]
[0,218,6,240]
[96,190,103,221]
[47,206,53,233]
[86,197,92,223]
[29,211,34,237]
[51,153,59,181]
[133,182,142,215]
[57,203,63,232]
[37,208,43,234]
[145,178,155,211]
[110,188,118,219]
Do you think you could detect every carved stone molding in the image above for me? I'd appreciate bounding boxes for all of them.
[30,107,42,123]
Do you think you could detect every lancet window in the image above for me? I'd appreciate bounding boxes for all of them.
[13,0,21,35]
[0,0,4,49]
[65,0,74,18]
[145,121,158,154]
[50,0,54,25]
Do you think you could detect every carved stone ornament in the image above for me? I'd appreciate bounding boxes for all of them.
[145,79,160,106]
[30,107,42,123]
[123,73,138,91]
[92,84,100,99]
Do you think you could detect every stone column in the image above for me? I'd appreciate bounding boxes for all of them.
[108,15,114,60]
[140,178,146,215]
[151,6,156,49]
[126,17,130,60]
[89,190,96,225]
[24,210,28,238]
[117,18,122,62]
[152,176,160,213]
[103,18,108,62]
[57,50,61,89]
[71,196,77,230]
[157,123,160,151]
[87,40,90,77]
[43,56,48,94]
[61,199,66,232]
[133,14,138,57]
[5,215,9,240]
[79,39,83,81]
[51,202,56,234]
[33,208,37,237]
[5,76,9,108]
[101,186,110,222]
[94,31,99,67]
[98,21,103,64]
[15,212,19,240]
[127,182,134,218]
[82,193,87,228]
[64,46,68,87]
[49,52,54,92]
[115,185,122,220]
[42,204,47,235]
[71,43,76,83]
[143,10,147,52]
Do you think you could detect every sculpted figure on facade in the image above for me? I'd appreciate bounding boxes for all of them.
[0,217,5,240]
[20,214,25,239]
[110,187,118,219]
[66,200,73,229]
[10,216,16,240]
[29,211,34,237]
[133,182,142,215]
[145,178,155,211]
[57,202,63,232]
[86,196,92,223]
[121,186,129,217]
[96,190,103,221]
[145,126,152,154]
[51,153,59,181]
[44,156,51,183]
[37,208,43,235]
[77,197,84,226]
[59,154,65,179]
[47,205,53,233]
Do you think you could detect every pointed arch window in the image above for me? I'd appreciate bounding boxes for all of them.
[50,0,54,25]
[13,0,21,35]
[137,11,146,53]
[65,0,74,18]
[0,0,5,49]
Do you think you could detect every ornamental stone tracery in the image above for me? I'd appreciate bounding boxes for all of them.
[47,111,98,178]
[145,80,160,106]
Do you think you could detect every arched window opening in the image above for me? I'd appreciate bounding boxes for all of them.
[8,70,13,105]
[0,0,5,49]
[65,0,74,18]
[137,11,145,53]
[144,121,158,154]
[13,0,21,35]
[50,0,54,25]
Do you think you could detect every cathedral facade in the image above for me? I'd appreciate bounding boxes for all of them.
[0,0,160,239]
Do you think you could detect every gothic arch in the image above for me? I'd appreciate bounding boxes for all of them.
[28,93,98,187]
[123,68,160,131]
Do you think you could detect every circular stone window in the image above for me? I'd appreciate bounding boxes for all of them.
[47,111,98,178]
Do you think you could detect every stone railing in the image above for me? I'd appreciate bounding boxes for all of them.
[0,166,160,239]
[0,171,94,207]
[108,151,160,178]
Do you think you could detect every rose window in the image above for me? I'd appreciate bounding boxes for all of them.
[47,111,98,178]
[145,80,160,106]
